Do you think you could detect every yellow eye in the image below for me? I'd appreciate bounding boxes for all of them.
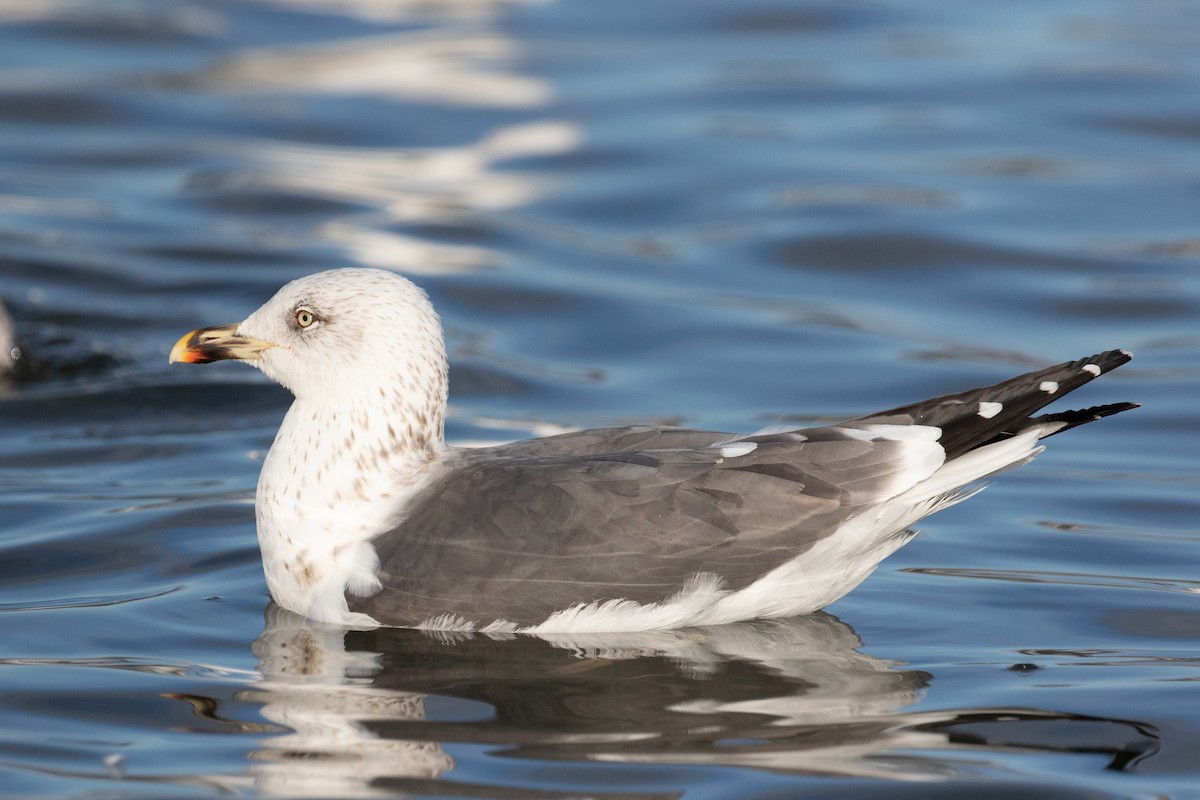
[295,308,318,328]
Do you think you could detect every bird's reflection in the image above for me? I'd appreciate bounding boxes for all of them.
[243,606,1160,796]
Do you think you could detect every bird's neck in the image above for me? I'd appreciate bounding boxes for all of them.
[253,389,448,625]
[265,388,447,511]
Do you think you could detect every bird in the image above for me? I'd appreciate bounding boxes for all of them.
[170,268,1137,633]
[0,298,19,377]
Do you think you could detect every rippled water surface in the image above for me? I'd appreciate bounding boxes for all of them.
[0,0,1197,797]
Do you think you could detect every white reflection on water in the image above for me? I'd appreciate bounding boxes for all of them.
[254,0,550,24]
[194,30,552,108]
[180,10,580,275]
[0,0,223,34]
[246,609,454,798]
[206,120,580,273]
[0,0,578,279]
[240,609,1161,792]
[243,607,945,793]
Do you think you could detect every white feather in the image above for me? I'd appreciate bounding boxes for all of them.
[715,441,757,458]
[977,401,1003,418]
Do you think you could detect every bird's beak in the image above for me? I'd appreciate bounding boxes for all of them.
[169,324,276,364]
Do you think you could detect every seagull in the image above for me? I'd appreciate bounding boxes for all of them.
[0,298,19,377]
[170,268,1137,633]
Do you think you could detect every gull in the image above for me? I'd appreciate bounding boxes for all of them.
[170,268,1136,633]
[0,298,18,376]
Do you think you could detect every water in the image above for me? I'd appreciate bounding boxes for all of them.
[0,0,1197,796]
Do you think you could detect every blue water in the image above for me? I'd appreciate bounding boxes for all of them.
[0,0,1197,797]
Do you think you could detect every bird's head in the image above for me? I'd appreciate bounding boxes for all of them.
[170,268,448,406]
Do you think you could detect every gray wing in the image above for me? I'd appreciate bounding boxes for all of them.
[348,349,1137,628]
[348,425,931,627]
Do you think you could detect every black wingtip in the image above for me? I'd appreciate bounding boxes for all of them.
[1031,400,1139,438]
[860,348,1138,458]
[1077,348,1132,376]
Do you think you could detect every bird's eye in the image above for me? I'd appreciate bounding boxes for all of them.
[295,308,318,329]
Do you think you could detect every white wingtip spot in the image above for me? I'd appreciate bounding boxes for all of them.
[1039,380,1059,394]
[978,401,1003,419]
[1082,363,1101,376]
